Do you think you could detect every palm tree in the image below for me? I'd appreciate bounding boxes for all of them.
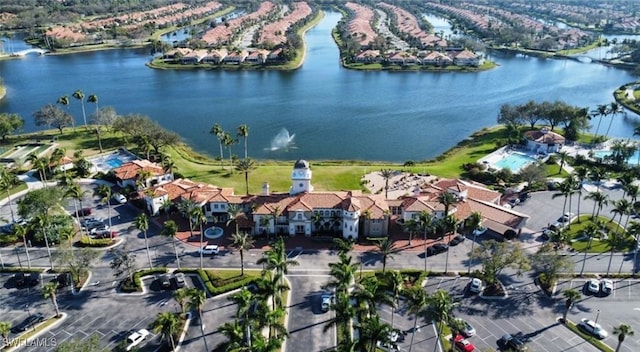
[173,288,189,316]
[50,147,66,175]
[235,158,256,195]
[93,184,113,231]
[552,177,576,222]
[605,230,626,277]
[438,191,457,219]
[325,254,359,295]
[406,286,429,352]
[227,203,242,236]
[562,288,581,322]
[375,237,397,272]
[210,123,225,168]
[556,150,570,173]
[72,90,87,128]
[0,167,18,223]
[591,104,609,142]
[188,288,209,352]
[151,312,179,351]
[33,213,54,270]
[403,217,419,246]
[333,237,354,259]
[573,166,588,222]
[258,237,299,279]
[429,289,458,342]
[387,270,404,330]
[219,320,247,351]
[57,95,70,125]
[585,191,608,219]
[379,169,393,199]
[135,213,153,269]
[467,211,483,274]
[0,321,11,341]
[42,281,60,317]
[136,169,153,190]
[610,199,631,229]
[87,94,98,118]
[230,232,255,276]
[356,315,392,352]
[177,198,198,241]
[161,220,180,269]
[324,291,355,345]
[222,131,236,168]
[604,102,623,139]
[237,124,249,159]
[27,153,48,186]
[613,323,634,352]
[193,207,207,269]
[14,224,31,268]
[580,222,602,276]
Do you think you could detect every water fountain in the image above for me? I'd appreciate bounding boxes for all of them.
[267,128,295,151]
[204,226,224,239]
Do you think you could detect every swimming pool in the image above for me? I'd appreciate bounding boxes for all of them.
[89,149,139,173]
[493,152,537,172]
[105,158,124,168]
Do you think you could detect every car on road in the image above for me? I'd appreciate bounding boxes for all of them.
[497,334,527,351]
[91,230,117,239]
[125,328,150,351]
[578,318,608,339]
[174,273,186,288]
[453,334,476,352]
[90,225,110,234]
[81,218,106,231]
[469,278,483,294]
[112,193,127,204]
[320,293,334,312]
[28,272,40,286]
[586,278,600,294]
[427,243,449,256]
[449,234,465,246]
[601,279,613,294]
[199,244,220,255]
[11,312,45,333]
[14,272,26,287]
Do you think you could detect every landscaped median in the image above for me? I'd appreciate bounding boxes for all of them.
[1,313,66,351]
[564,319,614,352]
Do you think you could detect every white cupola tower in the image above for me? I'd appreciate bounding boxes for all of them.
[290,159,313,195]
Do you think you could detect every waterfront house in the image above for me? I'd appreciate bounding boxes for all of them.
[113,159,173,189]
[245,49,270,64]
[201,49,228,64]
[523,128,565,154]
[354,50,382,63]
[223,50,249,64]
[419,51,453,66]
[180,49,208,64]
[449,50,480,66]
[388,52,418,66]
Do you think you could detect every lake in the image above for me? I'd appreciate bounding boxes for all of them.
[0,11,638,162]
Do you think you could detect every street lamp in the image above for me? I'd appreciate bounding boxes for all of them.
[594,309,600,326]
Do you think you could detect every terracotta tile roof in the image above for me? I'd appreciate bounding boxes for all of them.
[113,159,164,180]
[524,129,565,144]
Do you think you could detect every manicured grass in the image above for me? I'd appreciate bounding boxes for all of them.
[565,320,614,352]
[566,215,632,253]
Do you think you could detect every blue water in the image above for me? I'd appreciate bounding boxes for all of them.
[494,153,537,171]
[106,158,124,168]
[594,149,640,164]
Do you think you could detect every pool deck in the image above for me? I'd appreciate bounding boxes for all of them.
[88,148,139,174]
[478,146,542,171]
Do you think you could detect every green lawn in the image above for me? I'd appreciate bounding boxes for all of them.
[566,215,632,253]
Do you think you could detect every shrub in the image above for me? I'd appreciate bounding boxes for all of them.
[78,236,114,247]
[0,233,19,245]
[120,267,168,293]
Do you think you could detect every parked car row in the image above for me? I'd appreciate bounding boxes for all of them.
[157,272,187,290]
[585,278,614,295]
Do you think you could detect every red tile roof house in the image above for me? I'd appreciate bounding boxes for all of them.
[449,49,481,66]
[141,160,526,241]
[419,51,453,66]
[354,50,382,63]
[112,159,174,190]
[201,49,228,64]
[245,49,270,65]
[180,49,208,64]
[523,128,566,154]
[223,50,248,64]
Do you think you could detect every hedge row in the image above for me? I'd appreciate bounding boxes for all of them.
[121,267,168,292]
[179,269,260,296]
[78,236,115,247]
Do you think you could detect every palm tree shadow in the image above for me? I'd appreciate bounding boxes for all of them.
[357,251,381,268]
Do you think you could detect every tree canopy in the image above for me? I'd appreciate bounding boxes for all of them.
[0,112,24,140]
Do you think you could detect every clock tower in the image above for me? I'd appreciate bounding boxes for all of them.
[290,159,313,195]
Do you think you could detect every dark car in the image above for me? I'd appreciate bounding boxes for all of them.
[28,272,40,286]
[74,207,92,217]
[427,243,449,256]
[14,272,26,287]
[497,334,527,351]
[448,234,465,246]
[159,274,171,289]
[56,273,71,288]
[11,313,45,333]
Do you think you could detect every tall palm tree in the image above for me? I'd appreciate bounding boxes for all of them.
[219,320,249,351]
[57,95,70,124]
[237,124,249,159]
[222,132,236,168]
[604,102,623,139]
[87,94,98,118]
[387,270,404,330]
[610,199,631,229]
[467,212,483,274]
[210,123,225,168]
[325,254,359,295]
[403,217,419,246]
[50,147,66,175]
[562,288,581,322]
[230,232,255,276]
[14,224,31,268]
[573,166,588,222]
[605,231,625,277]
[591,104,609,142]
[324,291,355,345]
[227,203,242,236]
[177,198,198,241]
[257,237,298,279]
[0,167,18,223]
[375,237,397,272]
[161,220,180,269]
[151,312,179,351]
[428,290,458,345]
[356,315,392,352]
[173,288,189,316]
[613,323,634,352]
[552,177,576,222]
[193,207,207,269]
[229,287,256,348]
[235,158,256,195]
[64,182,86,219]
[72,90,87,128]
[438,191,457,219]
[580,222,602,276]
[589,167,608,193]
[406,286,429,352]
[188,288,209,352]
[379,169,393,199]
[585,191,609,219]
[42,281,60,317]
[93,184,113,231]
[135,213,153,269]
[27,153,49,187]
[33,213,54,270]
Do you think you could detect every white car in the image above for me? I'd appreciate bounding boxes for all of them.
[469,278,483,293]
[200,244,220,255]
[125,329,150,351]
[587,279,600,294]
[320,294,333,312]
[90,225,110,234]
[112,193,127,204]
[578,318,608,339]
[455,318,476,337]
[601,279,613,294]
